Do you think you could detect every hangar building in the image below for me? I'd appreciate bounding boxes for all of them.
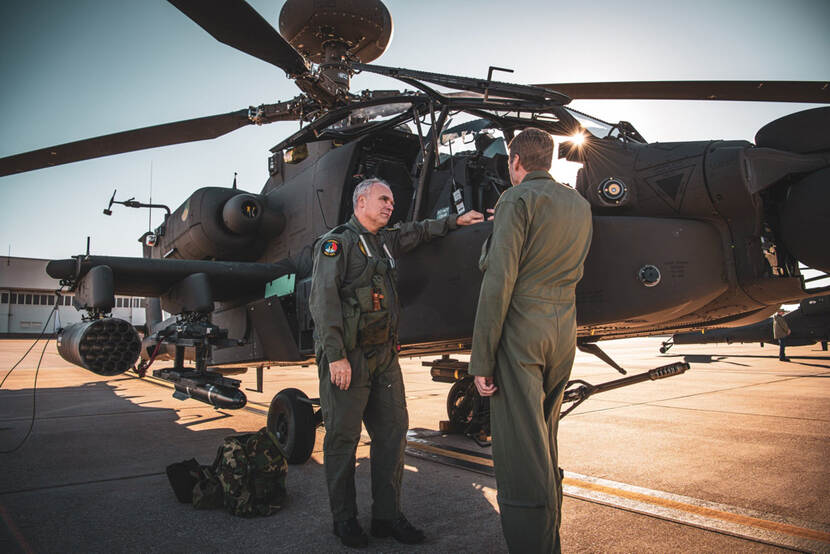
[0,256,146,336]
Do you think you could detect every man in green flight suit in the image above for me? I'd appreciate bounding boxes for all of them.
[310,177,483,548]
[470,128,593,553]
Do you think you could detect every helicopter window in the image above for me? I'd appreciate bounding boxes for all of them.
[439,121,508,159]
[324,102,413,132]
[1,293,7,304]
[562,107,644,143]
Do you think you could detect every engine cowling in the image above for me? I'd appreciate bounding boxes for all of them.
[154,188,285,261]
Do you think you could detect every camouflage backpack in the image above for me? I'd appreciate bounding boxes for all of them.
[191,427,288,517]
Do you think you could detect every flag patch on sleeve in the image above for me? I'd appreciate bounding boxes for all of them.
[322,238,341,257]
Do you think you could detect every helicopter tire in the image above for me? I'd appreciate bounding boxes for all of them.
[267,388,316,465]
[755,106,830,154]
[446,376,477,426]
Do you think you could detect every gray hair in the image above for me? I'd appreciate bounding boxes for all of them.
[352,178,390,208]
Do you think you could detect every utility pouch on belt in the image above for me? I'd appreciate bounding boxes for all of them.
[355,275,391,347]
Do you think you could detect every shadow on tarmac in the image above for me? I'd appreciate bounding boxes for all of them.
[0,379,502,552]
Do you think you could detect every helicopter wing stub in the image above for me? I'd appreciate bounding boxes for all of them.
[0,110,253,177]
[168,0,309,77]
[533,81,830,104]
[46,255,294,300]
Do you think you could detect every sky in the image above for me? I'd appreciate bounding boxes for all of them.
[1,0,828,259]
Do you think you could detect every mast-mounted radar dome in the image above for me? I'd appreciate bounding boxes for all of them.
[278,0,393,64]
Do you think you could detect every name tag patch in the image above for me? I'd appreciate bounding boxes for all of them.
[322,238,341,257]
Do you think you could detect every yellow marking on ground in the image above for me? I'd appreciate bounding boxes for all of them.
[564,477,830,543]
[136,372,829,546]
[409,440,830,545]
[407,441,494,467]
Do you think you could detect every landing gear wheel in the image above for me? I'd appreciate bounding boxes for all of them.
[268,388,316,465]
[446,376,477,426]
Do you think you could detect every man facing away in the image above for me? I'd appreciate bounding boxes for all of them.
[773,310,791,361]
[470,127,593,553]
[309,178,483,548]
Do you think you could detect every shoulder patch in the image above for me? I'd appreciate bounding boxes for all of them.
[321,238,341,257]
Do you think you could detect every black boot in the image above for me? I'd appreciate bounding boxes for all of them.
[371,514,425,544]
[333,518,369,548]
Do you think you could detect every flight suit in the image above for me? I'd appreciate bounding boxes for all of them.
[309,213,458,523]
[773,313,791,360]
[470,170,592,553]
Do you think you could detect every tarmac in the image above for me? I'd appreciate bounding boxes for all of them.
[0,336,828,553]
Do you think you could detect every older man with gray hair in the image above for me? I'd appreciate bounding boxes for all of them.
[310,177,483,548]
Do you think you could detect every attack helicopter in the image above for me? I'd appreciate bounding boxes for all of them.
[659,295,830,354]
[1,0,829,463]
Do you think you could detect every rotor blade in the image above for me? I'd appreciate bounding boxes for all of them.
[169,0,308,76]
[355,63,571,104]
[533,81,830,104]
[0,110,251,177]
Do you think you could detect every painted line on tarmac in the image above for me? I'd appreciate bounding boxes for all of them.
[0,504,34,554]
[405,436,830,553]
[134,373,830,551]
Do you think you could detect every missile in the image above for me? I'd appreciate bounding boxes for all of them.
[171,382,247,410]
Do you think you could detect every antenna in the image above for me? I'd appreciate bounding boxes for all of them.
[149,161,153,231]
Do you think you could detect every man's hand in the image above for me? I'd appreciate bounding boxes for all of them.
[486,208,495,221]
[474,375,498,396]
[330,357,352,390]
[456,210,485,226]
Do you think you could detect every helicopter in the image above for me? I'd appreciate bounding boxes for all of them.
[1,0,828,463]
[659,295,830,354]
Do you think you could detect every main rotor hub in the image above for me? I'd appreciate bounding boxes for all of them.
[278,0,393,64]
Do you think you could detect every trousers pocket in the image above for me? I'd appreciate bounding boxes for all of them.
[358,310,390,346]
